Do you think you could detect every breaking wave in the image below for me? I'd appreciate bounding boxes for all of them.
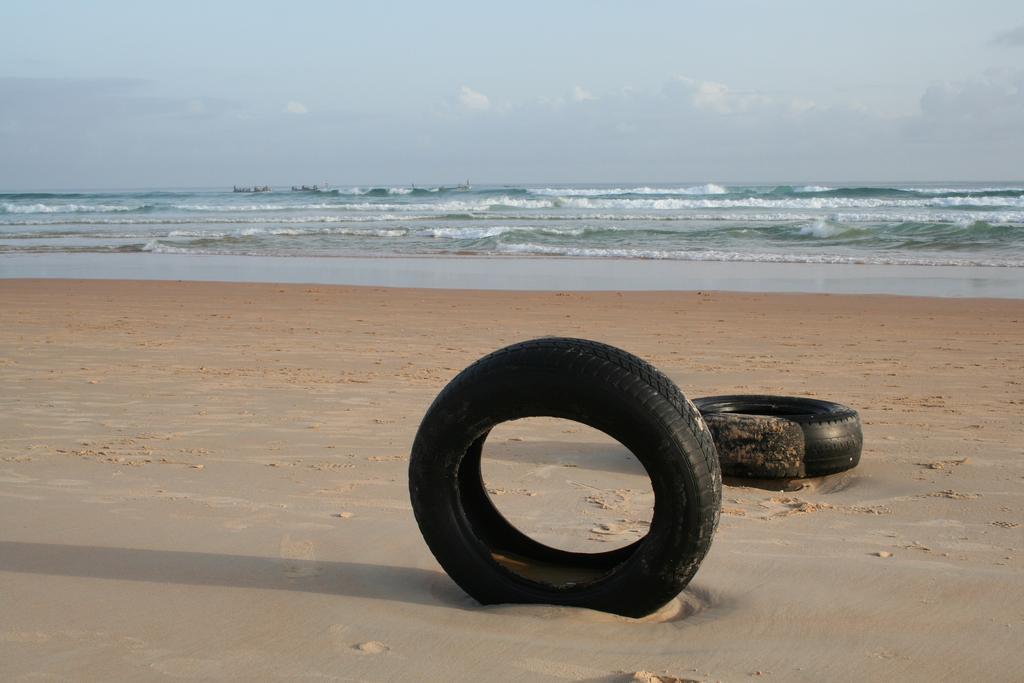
[492,242,1023,267]
[1,202,148,214]
[3,182,1022,268]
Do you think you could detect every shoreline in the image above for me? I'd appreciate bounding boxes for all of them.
[2,252,1023,298]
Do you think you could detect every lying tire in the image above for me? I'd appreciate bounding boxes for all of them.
[693,395,862,477]
[699,412,807,478]
[409,338,721,618]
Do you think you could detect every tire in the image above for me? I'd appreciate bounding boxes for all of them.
[699,412,806,478]
[409,338,721,618]
[693,395,862,477]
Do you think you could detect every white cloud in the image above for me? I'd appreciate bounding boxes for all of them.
[285,101,308,114]
[673,76,771,114]
[3,70,1020,187]
[459,85,490,110]
[573,85,595,102]
[788,97,818,114]
[691,80,731,112]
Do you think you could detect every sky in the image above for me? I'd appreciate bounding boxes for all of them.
[1,0,1023,189]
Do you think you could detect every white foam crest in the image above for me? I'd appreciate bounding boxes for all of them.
[142,239,178,253]
[902,186,1024,194]
[172,203,339,212]
[530,184,728,197]
[0,214,443,227]
[146,244,208,255]
[290,213,431,223]
[349,197,557,212]
[798,220,846,238]
[4,210,1024,229]
[927,196,1024,207]
[2,231,163,240]
[167,196,555,213]
[2,202,141,214]
[794,185,834,193]
[820,211,1024,224]
[419,225,599,239]
[494,242,1024,267]
[481,210,1024,224]
[554,196,1024,210]
[142,240,266,256]
[142,240,299,256]
[423,226,523,239]
[166,226,409,239]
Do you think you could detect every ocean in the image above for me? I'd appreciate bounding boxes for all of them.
[2,182,1023,268]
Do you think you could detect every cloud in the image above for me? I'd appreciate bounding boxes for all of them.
[458,85,490,110]
[285,101,308,114]
[910,68,1024,141]
[2,70,1022,188]
[669,76,773,114]
[411,75,893,181]
[572,85,595,102]
[991,24,1024,46]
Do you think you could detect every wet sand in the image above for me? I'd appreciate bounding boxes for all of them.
[3,252,1024,297]
[1,279,1022,681]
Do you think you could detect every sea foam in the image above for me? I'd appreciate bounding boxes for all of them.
[9,183,1024,268]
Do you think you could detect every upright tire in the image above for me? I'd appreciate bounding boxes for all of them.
[409,338,721,618]
[694,395,862,477]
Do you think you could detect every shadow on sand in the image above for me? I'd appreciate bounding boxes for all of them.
[722,470,857,493]
[0,540,463,609]
[483,439,648,476]
[0,540,719,624]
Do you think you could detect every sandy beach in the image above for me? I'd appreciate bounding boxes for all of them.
[1,278,1022,681]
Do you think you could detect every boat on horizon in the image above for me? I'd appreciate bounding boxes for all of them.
[438,180,471,192]
[233,185,272,193]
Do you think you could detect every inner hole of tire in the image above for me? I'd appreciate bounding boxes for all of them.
[479,417,654,580]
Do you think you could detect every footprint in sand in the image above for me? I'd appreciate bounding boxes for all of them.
[352,641,389,654]
[588,521,649,542]
[278,534,319,579]
[627,671,701,683]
